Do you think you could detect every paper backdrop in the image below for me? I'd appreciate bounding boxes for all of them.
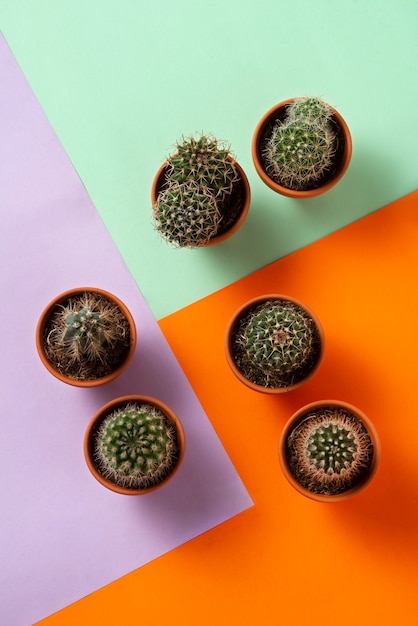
[0,34,252,626]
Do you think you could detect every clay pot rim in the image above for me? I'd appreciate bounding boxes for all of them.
[151,156,251,246]
[35,287,137,387]
[251,97,352,199]
[224,294,325,394]
[278,399,381,503]
[84,394,186,496]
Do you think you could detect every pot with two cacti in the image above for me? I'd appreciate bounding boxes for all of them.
[252,96,352,198]
[152,133,251,247]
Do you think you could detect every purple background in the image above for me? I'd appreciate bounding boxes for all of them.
[0,34,252,626]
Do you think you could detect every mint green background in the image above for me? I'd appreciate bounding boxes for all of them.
[1,0,417,319]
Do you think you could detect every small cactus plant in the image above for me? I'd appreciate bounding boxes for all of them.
[230,298,322,390]
[153,133,247,248]
[92,402,181,491]
[262,97,337,192]
[42,290,133,382]
[284,405,376,497]
[153,180,221,248]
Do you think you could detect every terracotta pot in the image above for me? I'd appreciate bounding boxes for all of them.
[84,395,186,495]
[224,294,324,394]
[151,157,251,246]
[252,98,352,198]
[279,400,381,502]
[36,287,137,387]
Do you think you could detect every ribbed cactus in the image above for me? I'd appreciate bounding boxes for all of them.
[242,300,320,386]
[93,403,179,490]
[262,97,336,191]
[62,306,109,362]
[286,407,375,496]
[153,180,221,247]
[45,291,131,380]
[153,133,241,248]
[167,134,239,198]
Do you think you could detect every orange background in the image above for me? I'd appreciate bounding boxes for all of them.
[38,191,418,625]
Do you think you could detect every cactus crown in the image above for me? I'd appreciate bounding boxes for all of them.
[153,180,221,247]
[94,403,179,490]
[263,97,336,191]
[242,299,320,386]
[285,407,375,496]
[167,134,239,198]
[153,133,240,248]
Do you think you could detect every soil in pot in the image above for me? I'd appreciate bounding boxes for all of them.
[228,297,323,391]
[41,290,133,382]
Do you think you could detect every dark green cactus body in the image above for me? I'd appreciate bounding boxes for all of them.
[94,403,179,490]
[263,97,336,191]
[168,134,238,198]
[64,307,104,356]
[286,407,375,496]
[154,181,220,247]
[243,300,319,385]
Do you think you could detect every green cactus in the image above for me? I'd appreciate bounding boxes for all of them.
[167,133,239,198]
[93,403,179,490]
[285,407,375,496]
[153,180,221,248]
[45,291,131,380]
[153,133,242,248]
[242,299,320,387]
[263,97,336,191]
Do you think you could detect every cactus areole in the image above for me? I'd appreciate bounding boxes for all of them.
[252,97,352,198]
[279,401,380,502]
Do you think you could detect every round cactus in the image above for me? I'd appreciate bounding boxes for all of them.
[286,96,333,126]
[93,403,179,490]
[262,97,336,191]
[167,133,239,198]
[242,300,320,386]
[153,180,221,248]
[44,291,131,380]
[285,407,375,496]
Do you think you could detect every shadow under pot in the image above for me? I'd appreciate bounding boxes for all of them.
[84,395,186,495]
[279,400,381,503]
[252,97,352,199]
[224,294,324,393]
[151,133,251,248]
[36,287,137,387]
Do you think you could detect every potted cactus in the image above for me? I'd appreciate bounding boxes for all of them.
[224,294,324,393]
[84,395,185,495]
[252,97,352,198]
[151,133,251,247]
[36,287,136,387]
[279,400,380,502]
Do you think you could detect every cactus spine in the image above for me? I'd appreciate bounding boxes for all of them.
[286,407,375,496]
[242,299,320,387]
[94,403,179,490]
[263,97,336,191]
[153,133,240,248]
